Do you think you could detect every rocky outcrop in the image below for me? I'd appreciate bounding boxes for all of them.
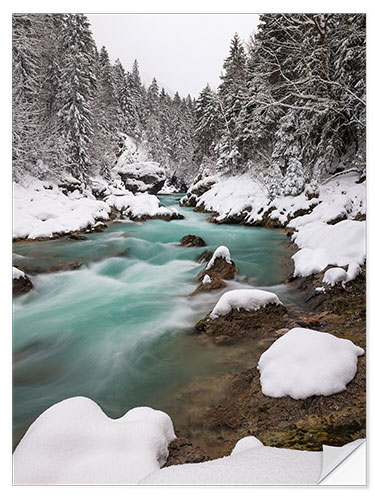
[114,161,166,195]
[13,274,33,296]
[163,431,209,467]
[197,256,237,282]
[192,248,237,295]
[180,176,217,207]
[179,235,207,247]
[195,303,288,342]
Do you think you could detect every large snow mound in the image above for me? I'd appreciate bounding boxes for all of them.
[288,172,366,278]
[140,439,322,485]
[13,397,176,485]
[291,219,365,278]
[258,328,364,399]
[210,289,282,319]
[13,180,111,239]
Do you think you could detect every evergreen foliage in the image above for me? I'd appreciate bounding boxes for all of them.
[12,13,365,196]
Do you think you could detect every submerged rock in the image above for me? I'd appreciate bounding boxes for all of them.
[197,250,213,264]
[48,261,83,273]
[66,234,89,241]
[179,235,207,247]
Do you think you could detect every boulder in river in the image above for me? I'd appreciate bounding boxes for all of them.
[197,246,237,282]
[195,289,288,342]
[197,250,213,264]
[13,273,33,296]
[195,303,288,342]
[180,235,207,247]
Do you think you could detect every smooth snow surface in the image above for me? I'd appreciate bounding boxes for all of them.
[206,245,232,269]
[210,289,281,319]
[13,397,176,485]
[258,328,364,399]
[231,436,264,455]
[140,443,322,485]
[12,267,25,279]
[202,274,211,284]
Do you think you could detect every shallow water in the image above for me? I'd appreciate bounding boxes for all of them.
[13,194,305,447]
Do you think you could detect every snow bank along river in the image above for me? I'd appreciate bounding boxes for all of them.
[13,194,306,448]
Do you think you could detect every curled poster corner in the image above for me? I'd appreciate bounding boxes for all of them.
[318,439,366,485]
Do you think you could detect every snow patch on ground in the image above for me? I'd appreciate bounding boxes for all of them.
[13,397,176,485]
[140,439,322,485]
[210,289,282,319]
[13,174,181,239]
[206,245,232,269]
[258,328,364,399]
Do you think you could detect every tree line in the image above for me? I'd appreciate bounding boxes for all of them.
[13,13,196,188]
[13,14,365,196]
[194,14,365,195]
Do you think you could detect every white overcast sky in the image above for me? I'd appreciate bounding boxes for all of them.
[87,14,260,97]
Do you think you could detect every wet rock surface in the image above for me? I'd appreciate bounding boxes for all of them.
[191,277,227,296]
[195,303,288,341]
[13,274,33,296]
[181,271,366,459]
[179,235,207,247]
[197,256,237,282]
[164,431,209,467]
[197,250,213,264]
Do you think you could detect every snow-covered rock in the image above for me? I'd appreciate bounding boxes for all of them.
[105,192,181,221]
[323,267,348,287]
[257,328,364,399]
[114,158,166,195]
[288,172,366,278]
[12,266,25,279]
[206,245,232,269]
[210,289,282,319]
[183,170,366,281]
[13,397,176,485]
[140,439,322,485]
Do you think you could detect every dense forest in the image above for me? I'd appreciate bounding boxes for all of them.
[13,13,366,196]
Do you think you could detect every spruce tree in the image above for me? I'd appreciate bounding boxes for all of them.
[56,14,97,183]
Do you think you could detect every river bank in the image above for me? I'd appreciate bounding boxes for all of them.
[13,175,366,470]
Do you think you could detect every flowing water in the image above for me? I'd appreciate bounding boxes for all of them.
[13,194,306,448]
